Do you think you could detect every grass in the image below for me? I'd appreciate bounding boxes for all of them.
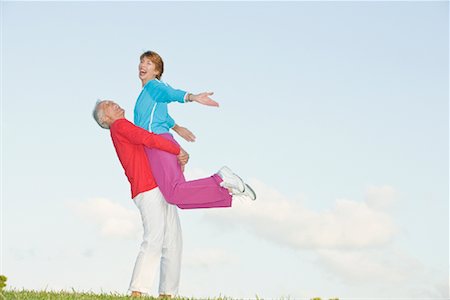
[0,289,252,300]
[1,289,340,300]
[1,289,189,300]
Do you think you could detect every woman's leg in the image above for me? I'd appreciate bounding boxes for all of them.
[145,133,232,209]
[176,195,232,209]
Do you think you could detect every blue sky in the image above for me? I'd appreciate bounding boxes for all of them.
[2,1,449,299]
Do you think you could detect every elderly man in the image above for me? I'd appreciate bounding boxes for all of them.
[92,100,250,298]
[93,100,184,298]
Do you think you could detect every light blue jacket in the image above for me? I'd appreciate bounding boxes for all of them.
[134,79,187,133]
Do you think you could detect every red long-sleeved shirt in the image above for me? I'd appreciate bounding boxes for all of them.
[110,118,180,198]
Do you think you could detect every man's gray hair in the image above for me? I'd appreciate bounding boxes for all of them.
[92,100,110,129]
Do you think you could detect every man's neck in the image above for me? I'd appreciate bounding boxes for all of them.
[110,115,125,126]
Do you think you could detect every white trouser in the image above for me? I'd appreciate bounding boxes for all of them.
[128,187,182,296]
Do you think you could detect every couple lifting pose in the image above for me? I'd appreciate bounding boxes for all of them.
[93,51,256,297]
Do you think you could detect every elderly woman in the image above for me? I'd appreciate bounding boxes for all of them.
[134,50,256,210]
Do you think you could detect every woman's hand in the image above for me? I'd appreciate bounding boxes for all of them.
[172,124,196,142]
[191,92,219,107]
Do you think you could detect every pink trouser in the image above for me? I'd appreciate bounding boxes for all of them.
[144,133,232,209]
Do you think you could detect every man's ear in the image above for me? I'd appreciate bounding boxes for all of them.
[103,115,111,126]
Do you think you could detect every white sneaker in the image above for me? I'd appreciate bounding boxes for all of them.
[233,183,257,201]
[243,183,256,200]
[217,166,245,193]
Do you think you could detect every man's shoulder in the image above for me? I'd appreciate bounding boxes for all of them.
[111,118,132,129]
[110,119,135,148]
[110,118,136,138]
[111,118,150,140]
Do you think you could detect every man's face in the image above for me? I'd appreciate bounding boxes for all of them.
[138,56,159,83]
[101,101,125,124]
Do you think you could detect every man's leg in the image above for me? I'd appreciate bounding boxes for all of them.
[129,188,166,295]
[158,202,183,296]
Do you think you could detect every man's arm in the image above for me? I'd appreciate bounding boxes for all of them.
[114,119,180,155]
[178,147,189,165]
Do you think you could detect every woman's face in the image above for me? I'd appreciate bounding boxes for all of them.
[139,56,159,84]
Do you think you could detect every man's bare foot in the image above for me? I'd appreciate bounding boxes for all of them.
[159,294,172,299]
[131,291,142,297]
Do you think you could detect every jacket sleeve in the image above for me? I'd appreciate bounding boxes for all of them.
[116,120,180,155]
[166,113,176,129]
[145,80,187,104]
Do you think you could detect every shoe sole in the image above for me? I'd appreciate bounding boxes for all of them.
[244,183,256,200]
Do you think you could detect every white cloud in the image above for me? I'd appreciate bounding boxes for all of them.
[365,185,399,210]
[429,272,450,299]
[199,178,450,297]
[183,248,238,269]
[68,198,141,239]
[447,277,450,299]
[203,180,398,249]
[316,247,422,284]
[314,247,450,298]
